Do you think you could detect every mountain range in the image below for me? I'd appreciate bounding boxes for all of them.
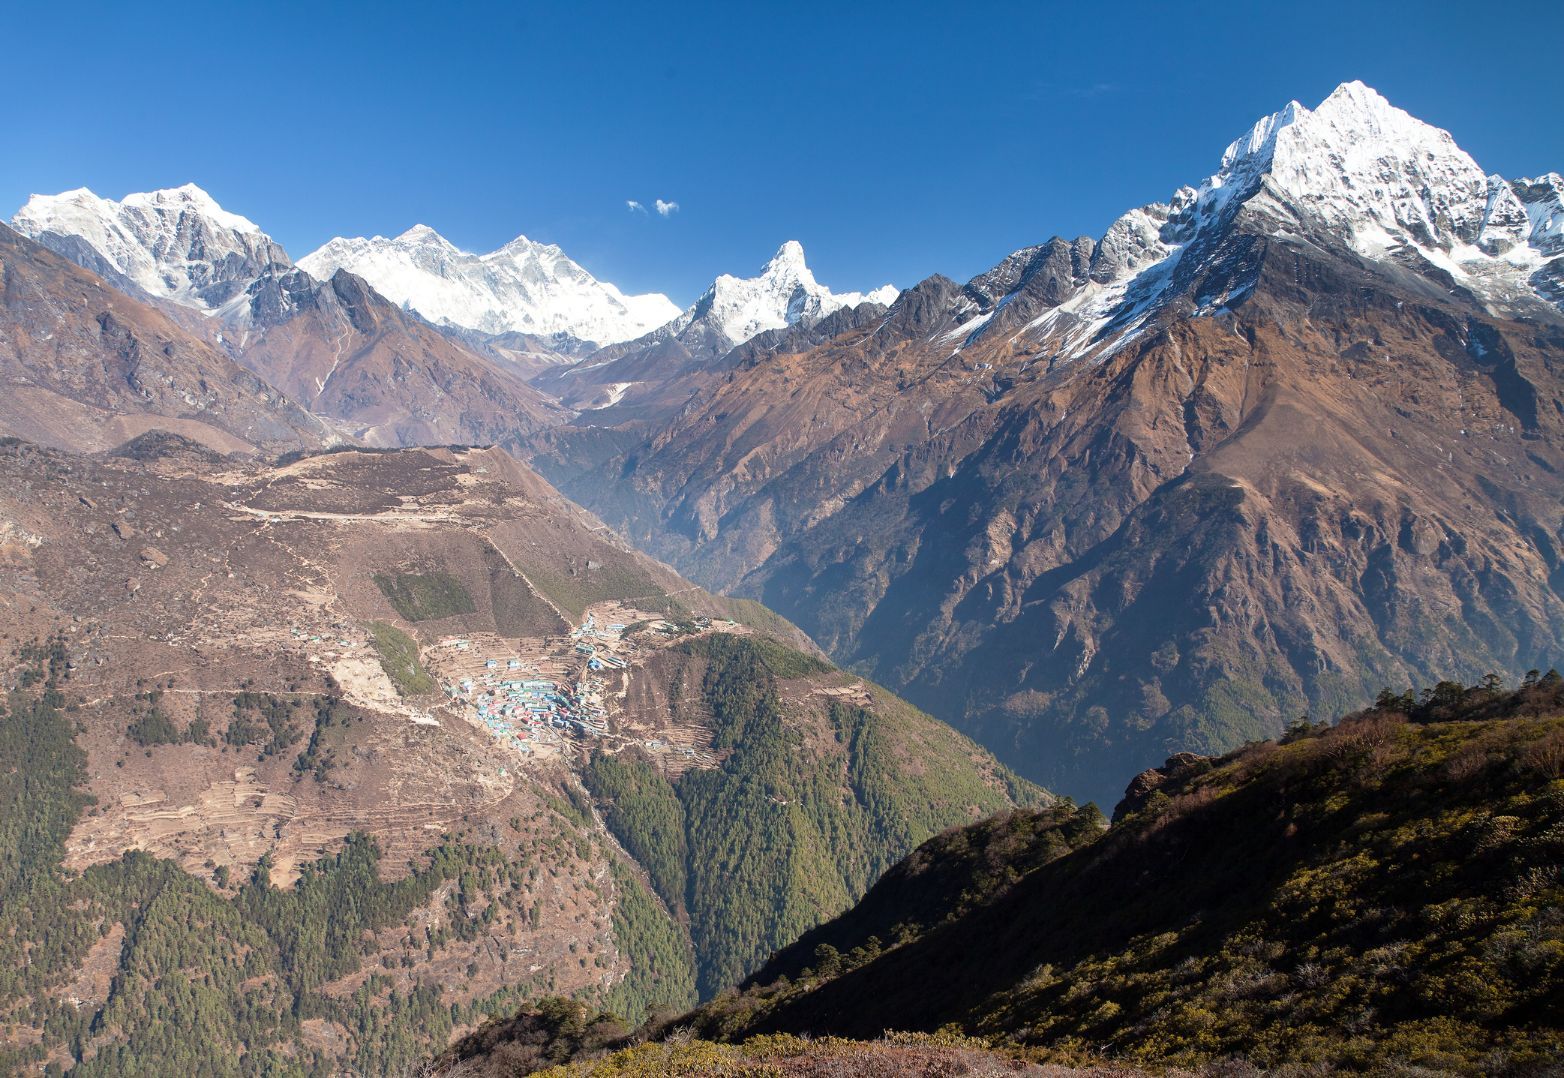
[10,82,1564,806]
[2,74,1563,1074]
[8,184,894,444]
[524,81,1564,803]
[297,225,681,347]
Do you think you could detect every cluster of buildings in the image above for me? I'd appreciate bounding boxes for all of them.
[435,618,632,758]
[416,605,744,773]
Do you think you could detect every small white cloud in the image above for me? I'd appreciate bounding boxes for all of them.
[1068,81,1121,99]
[626,200,646,214]
[654,199,679,217]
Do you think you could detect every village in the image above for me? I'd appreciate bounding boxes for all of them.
[420,602,731,772]
[250,586,745,779]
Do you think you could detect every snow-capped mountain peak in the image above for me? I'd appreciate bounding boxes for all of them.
[11,184,288,310]
[394,223,454,247]
[1230,81,1491,256]
[765,239,809,273]
[677,240,898,346]
[298,226,680,345]
[1014,80,1563,360]
[122,182,263,235]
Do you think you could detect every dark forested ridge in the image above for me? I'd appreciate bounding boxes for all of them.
[459,675,1564,1076]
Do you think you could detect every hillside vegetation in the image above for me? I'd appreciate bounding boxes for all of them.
[0,640,544,1075]
[367,620,435,695]
[686,674,1564,1072]
[463,675,1564,1075]
[0,619,1040,1072]
[372,570,478,622]
[583,634,1044,998]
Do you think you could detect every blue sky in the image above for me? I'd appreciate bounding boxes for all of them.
[4,0,1562,305]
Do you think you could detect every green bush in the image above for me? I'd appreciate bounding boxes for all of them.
[368,620,434,695]
[373,570,477,622]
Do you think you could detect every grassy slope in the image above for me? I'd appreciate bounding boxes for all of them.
[678,677,1564,1073]
[373,570,478,622]
[368,620,435,695]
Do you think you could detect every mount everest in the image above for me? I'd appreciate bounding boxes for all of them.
[297,225,681,346]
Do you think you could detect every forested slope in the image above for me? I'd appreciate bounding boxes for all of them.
[455,676,1564,1075]
[686,676,1564,1072]
[584,634,1042,997]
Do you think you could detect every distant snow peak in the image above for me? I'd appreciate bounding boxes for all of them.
[679,240,897,346]
[11,184,287,310]
[768,239,807,269]
[299,225,679,345]
[395,223,450,246]
[123,183,262,235]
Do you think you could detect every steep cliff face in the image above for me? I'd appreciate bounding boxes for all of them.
[527,84,1564,804]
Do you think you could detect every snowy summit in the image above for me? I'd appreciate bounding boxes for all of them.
[668,239,898,348]
[11,184,290,311]
[1007,80,1564,360]
[298,226,681,346]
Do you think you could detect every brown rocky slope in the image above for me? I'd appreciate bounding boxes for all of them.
[0,223,331,455]
[527,91,1564,805]
[224,265,565,446]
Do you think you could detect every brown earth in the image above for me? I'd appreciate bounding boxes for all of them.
[0,223,330,455]
[0,437,1034,1068]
